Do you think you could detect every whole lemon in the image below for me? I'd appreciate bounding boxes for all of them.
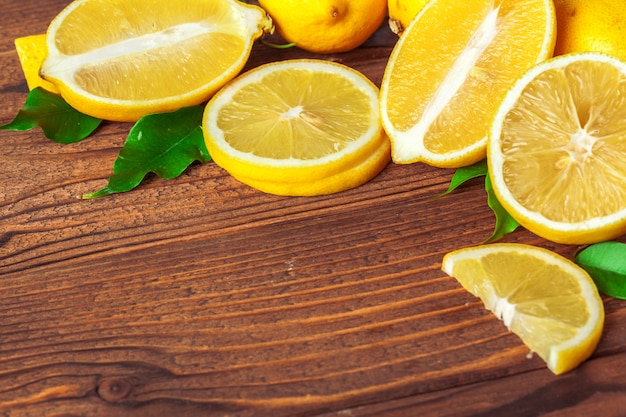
[258,0,387,53]
[387,0,429,35]
[554,0,626,60]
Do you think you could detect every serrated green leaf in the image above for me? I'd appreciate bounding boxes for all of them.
[0,87,101,143]
[484,174,519,243]
[436,159,488,197]
[83,106,210,198]
[575,241,626,299]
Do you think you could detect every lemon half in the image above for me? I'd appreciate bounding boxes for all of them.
[488,53,626,244]
[41,0,272,121]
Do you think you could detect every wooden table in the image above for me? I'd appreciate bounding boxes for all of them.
[2,1,626,416]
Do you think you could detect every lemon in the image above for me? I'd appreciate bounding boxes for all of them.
[488,53,626,245]
[14,34,59,93]
[40,0,272,122]
[257,0,387,54]
[554,0,626,61]
[202,59,390,196]
[442,243,604,375]
[379,0,556,168]
[387,0,429,35]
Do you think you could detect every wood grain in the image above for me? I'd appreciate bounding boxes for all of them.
[2,1,626,416]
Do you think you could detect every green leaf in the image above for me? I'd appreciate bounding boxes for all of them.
[575,241,626,299]
[83,106,210,198]
[436,159,488,197]
[436,159,518,242]
[0,87,101,143]
[484,174,519,243]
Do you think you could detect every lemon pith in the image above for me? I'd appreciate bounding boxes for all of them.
[14,34,59,92]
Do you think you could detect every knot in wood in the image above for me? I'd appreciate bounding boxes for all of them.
[97,377,133,402]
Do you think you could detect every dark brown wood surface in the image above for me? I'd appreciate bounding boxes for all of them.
[2,1,626,416]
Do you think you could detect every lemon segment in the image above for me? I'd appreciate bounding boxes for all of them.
[202,59,390,196]
[14,34,59,93]
[442,243,604,375]
[40,0,272,122]
[488,53,626,244]
[380,0,556,167]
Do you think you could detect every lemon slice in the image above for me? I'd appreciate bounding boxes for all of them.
[488,53,626,244]
[40,0,272,122]
[380,0,556,167]
[442,243,604,375]
[202,59,390,196]
[14,34,59,93]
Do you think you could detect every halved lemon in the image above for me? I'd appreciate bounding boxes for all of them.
[380,0,556,167]
[488,53,626,244]
[202,59,391,196]
[40,0,272,122]
[442,243,604,375]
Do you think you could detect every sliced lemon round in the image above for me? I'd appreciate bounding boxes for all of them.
[442,243,604,375]
[488,53,626,244]
[40,0,272,122]
[380,0,556,167]
[202,59,390,196]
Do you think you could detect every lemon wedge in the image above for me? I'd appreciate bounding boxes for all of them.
[442,243,604,375]
[380,0,555,167]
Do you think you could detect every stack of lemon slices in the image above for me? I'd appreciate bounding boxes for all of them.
[202,59,391,196]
